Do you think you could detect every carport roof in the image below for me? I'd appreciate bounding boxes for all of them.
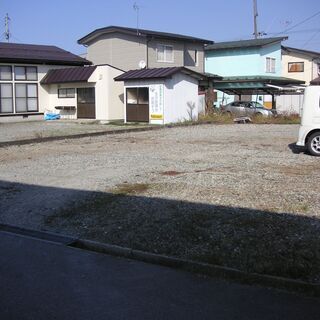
[114,67,218,81]
[212,75,305,95]
[310,77,320,85]
[41,66,97,84]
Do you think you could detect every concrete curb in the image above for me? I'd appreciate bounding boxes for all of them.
[0,223,76,245]
[0,125,162,148]
[1,225,319,298]
[0,121,223,148]
[73,239,320,298]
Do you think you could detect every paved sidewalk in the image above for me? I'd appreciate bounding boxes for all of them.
[0,231,319,320]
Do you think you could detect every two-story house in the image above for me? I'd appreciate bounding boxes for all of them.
[78,26,213,73]
[281,46,320,85]
[205,37,288,108]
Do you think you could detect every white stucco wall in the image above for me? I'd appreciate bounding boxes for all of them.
[43,65,124,121]
[282,52,320,85]
[123,72,199,124]
[164,73,199,124]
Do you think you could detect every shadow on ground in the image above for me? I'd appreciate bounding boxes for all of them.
[1,179,319,284]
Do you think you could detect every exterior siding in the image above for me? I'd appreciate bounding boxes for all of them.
[147,39,184,69]
[87,32,147,71]
[86,33,205,73]
[205,42,282,77]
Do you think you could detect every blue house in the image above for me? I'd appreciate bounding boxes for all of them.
[205,37,288,108]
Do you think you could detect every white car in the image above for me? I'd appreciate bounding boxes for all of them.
[296,85,320,156]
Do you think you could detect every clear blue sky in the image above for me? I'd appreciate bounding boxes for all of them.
[1,0,320,54]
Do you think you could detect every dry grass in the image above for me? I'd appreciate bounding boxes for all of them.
[196,112,300,125]
[113,183,150,195]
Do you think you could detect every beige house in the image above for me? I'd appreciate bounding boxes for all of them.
[282,46,320,85]
[78,26,213,73]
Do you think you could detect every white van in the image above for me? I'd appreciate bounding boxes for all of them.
[296,85,320,156]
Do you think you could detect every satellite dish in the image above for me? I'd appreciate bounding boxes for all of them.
[139,60,146,69]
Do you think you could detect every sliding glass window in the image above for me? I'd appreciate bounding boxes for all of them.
[15,83,38,112]
[0,66,12,80]
[0,83,13,113]
[14,66,37,81]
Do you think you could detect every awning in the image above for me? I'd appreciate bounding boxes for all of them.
[41,66,97,84]
[211,75,305,95]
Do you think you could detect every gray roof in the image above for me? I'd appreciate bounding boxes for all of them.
[78,25,213,45]
[41,66,97,84]
[114,67,211,81]
[205,37,287,51]
[0,42,91,66]
[282,46,320,59]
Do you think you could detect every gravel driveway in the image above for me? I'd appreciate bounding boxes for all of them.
[1,124,319,282]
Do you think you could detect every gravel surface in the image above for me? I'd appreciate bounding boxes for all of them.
[1,124,319,282]
[0,120,145,143]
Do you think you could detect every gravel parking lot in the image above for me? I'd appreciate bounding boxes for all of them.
[0,124,319,282]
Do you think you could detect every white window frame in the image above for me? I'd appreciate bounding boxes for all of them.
[265,57,276,73]
[156,44,174,63]
[194,49,198,66]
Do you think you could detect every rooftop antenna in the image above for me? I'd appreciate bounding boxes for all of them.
[4,13,11,42]
[133,2,140,35]
[253,0,258,39]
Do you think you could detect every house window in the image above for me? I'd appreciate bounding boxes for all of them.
[15,83,38,112]
[0,83,13,113]
[156,44,173,63]
[266,57,276,73]
[58,88,75,98]
[288,62,304,73]
[194,50,198,66]
[0,65,12,80]
[14,66,38,81]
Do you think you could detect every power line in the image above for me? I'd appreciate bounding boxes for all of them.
[273,10,320,35]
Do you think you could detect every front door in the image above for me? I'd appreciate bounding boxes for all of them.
[126,87,149,122]
[77,88,96,119]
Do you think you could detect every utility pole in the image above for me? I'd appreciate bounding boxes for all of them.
[253,0,258,39]
[133,2,140,35]
[4,13,11,42]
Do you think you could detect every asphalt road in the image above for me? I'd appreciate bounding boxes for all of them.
[0,231,319,320]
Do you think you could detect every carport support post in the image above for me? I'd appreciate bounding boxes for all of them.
[272,94,276,110]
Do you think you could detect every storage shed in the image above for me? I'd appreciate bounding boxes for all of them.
[114,67,208,124]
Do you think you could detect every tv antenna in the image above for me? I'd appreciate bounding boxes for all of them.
[133,2,140,35]
[4,13,11,42]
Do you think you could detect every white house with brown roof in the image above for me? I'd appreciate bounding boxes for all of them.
[0,42,91,121]
[41,64,124,121]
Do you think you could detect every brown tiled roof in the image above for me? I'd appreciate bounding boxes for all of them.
[310,77,320,85]
[41,66,97,84]
[114,67,210,81]
[0,42,91,66]
[78,25,213,45]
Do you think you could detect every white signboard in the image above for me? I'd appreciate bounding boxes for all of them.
[149,84,164,121]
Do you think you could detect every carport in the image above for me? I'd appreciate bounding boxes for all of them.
[207,76,305,109]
